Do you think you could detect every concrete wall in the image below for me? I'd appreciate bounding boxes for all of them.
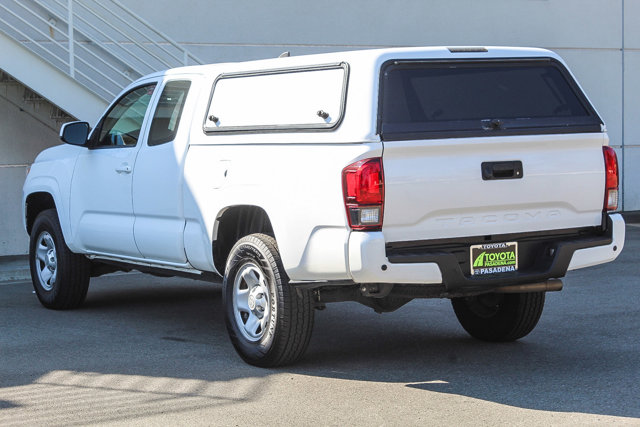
[1,0,637,256]
[0,82,61,256]
[624,0,640,209]
[122,0,637,209]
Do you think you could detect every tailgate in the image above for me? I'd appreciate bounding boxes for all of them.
[381,133,606,243]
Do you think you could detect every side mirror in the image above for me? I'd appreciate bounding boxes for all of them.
[60,121,90,146]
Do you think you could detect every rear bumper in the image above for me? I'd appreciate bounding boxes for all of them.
[567,214,625,270]
[347,213,624,291]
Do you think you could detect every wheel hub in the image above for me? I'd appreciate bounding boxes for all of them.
[34,231,57,291]
[248,286,266,318]
[232,263,271,342]
[47,249,57,270]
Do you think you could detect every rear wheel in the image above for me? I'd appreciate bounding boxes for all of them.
[451,292,545,342]
[29,209,90,309]
[222,233,314,367]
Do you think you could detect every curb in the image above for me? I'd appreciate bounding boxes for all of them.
[0,255,30,283]
[0,269,31,282]
[622,211,640,224]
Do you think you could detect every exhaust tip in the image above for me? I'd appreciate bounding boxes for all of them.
[495,279,563,294]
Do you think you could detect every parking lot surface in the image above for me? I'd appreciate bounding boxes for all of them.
[1,226,639,426]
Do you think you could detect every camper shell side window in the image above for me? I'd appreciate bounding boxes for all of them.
[203,63,349,133]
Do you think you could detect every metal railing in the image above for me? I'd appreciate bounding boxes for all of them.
[0,0,204,100]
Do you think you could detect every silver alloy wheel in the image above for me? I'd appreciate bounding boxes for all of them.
[34,231,57,291]
[233,262,271,342]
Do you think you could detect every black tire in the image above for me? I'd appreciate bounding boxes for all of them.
[451,292,545,342]
[222,233,314,367]
[29,209,90,309]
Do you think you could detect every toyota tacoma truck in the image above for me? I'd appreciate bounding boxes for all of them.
[23,46,625,367]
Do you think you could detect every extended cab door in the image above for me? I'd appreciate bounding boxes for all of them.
[69,82,158,257]
[132,78,195,264]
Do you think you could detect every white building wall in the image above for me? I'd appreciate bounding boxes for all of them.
[122,0,638,210]
[1,0,638,256]
[624,0,640,209]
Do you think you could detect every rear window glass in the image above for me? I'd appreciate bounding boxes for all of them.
[379,59,602,140]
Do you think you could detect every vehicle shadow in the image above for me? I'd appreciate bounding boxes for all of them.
[78,271,640,419]
[295,298,639,419]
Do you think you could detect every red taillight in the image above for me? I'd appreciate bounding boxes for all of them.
[603,146,619,211]
[342,158,384,231]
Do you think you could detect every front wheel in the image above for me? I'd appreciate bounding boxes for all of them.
[451,292,545,342]
[29,209,90,309]
[222,233,314,367]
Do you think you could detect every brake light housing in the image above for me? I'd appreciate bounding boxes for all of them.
[603,146,619,211]
[342,158,384,231]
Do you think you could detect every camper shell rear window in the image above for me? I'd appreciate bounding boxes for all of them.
[378,58,603,141]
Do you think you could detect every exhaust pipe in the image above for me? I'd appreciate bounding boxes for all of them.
[495,279,563,294]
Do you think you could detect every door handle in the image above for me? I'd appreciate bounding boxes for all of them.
[481,161,523,180]
[115,163,132,174]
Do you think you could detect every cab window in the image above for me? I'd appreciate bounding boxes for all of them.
[95,84,157,147]
[148,80,192,146]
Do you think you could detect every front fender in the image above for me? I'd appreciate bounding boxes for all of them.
[23,147,81,252]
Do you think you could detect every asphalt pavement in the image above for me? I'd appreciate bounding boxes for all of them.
[1,226,639,426]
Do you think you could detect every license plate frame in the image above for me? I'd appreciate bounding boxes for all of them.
[470,242,518,276]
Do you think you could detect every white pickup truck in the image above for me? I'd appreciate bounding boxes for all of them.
[23,46,624,367]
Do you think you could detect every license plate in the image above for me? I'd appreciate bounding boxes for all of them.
[470,242,518,275]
